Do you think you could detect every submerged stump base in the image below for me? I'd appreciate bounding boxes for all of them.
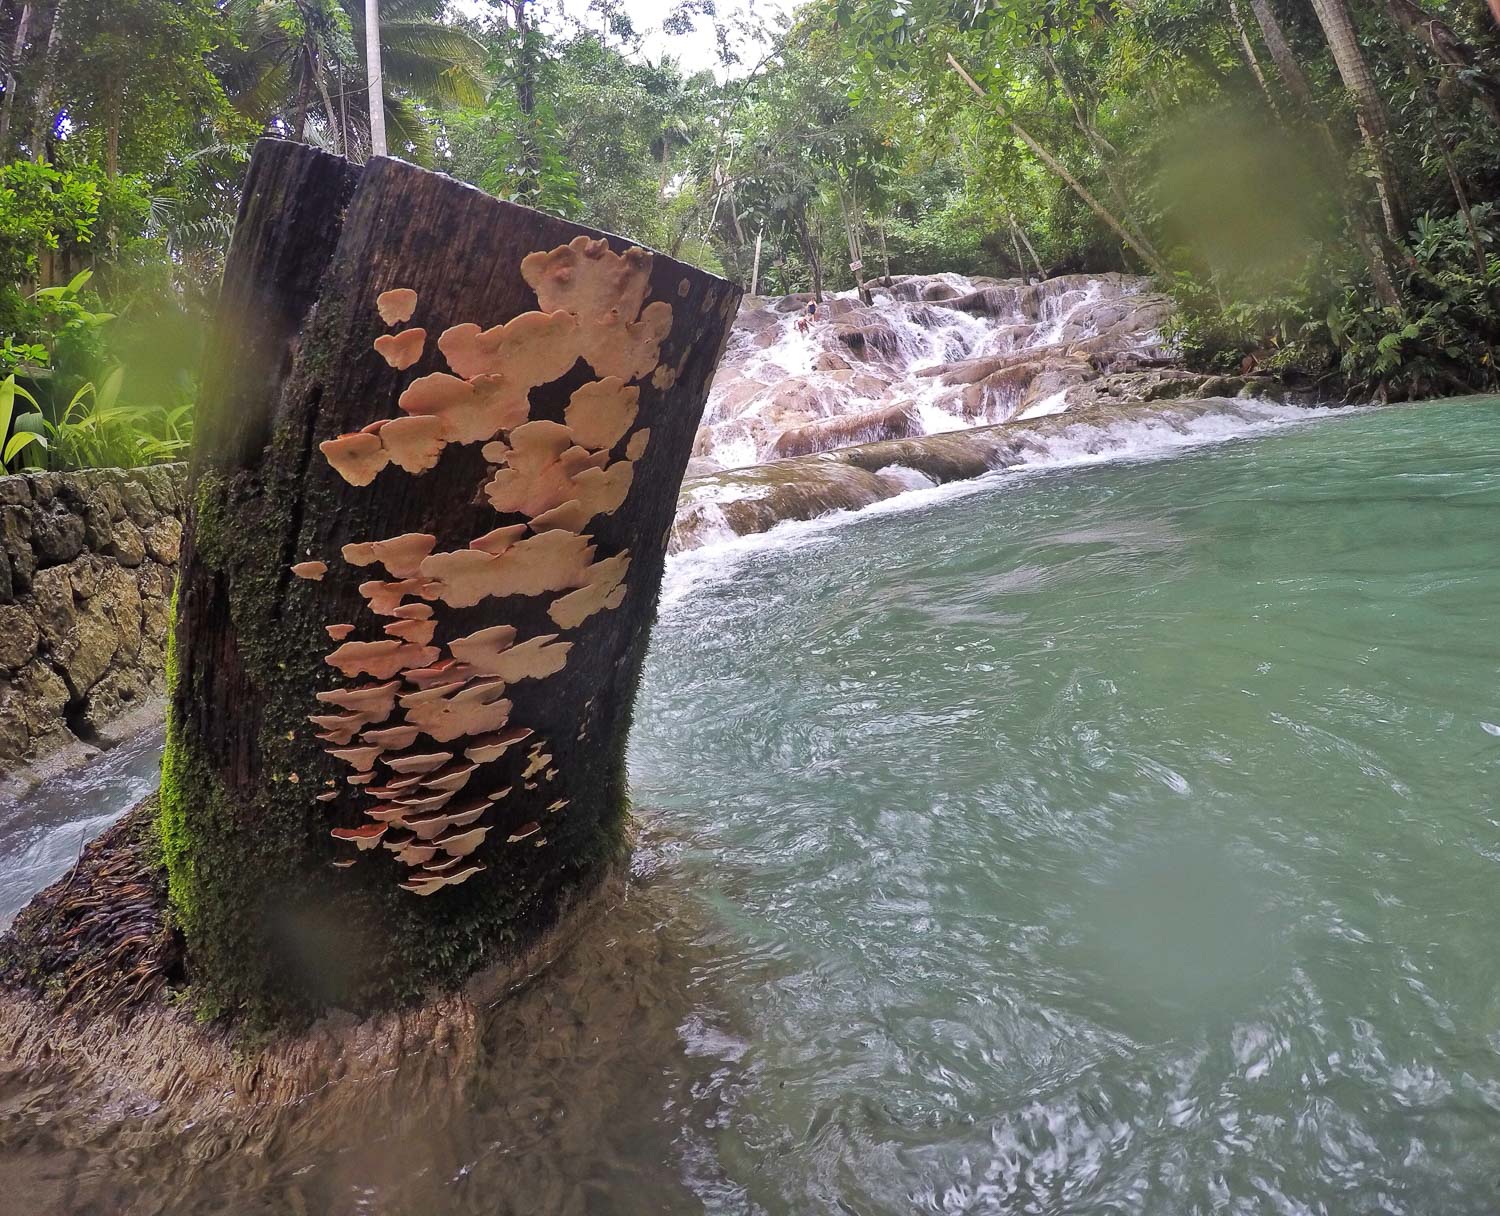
[0,794,632,1133]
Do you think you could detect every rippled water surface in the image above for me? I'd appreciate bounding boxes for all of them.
[6,397,1500,1213]
[634,397,1500,1214]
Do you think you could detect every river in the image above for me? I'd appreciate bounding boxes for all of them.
[4,396,1500,1213]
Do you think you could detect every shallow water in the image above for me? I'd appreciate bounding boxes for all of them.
[0,727,165,928]
[5,397,1500,1213]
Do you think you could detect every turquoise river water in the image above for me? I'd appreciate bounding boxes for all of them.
[3,396,1499,1214]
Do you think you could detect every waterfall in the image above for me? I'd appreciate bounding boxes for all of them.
[694,272,1173,471]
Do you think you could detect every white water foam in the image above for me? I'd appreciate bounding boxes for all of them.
[663,402,1368,606]
[699,275,1168,468]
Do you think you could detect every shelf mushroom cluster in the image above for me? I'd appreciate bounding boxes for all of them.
[293,236,673,895]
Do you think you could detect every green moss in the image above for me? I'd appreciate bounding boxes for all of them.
[156,339,637,1030]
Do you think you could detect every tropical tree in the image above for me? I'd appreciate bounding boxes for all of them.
[219,0,487,162]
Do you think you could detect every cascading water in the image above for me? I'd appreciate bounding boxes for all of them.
[695,272,1173,471]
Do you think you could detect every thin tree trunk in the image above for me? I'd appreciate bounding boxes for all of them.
[1309,0,1406,240]
[28,0,63,161]
[1245,0,1402,309]
[948,54,1169,278]
[835,177,872,304]
[317,69,342,156]
[162,139,740,1024]
[877,220,892,285]
[1040,42,1133,215]
[0,2,33,155]
[750,226,762,296]
[997,189,1045,278]
[365,0,386,157]
[1228,0,1280,116]
[792,206,822,301]
[293,47,313,142]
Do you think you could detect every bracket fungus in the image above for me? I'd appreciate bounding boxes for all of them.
[328,745,384,772]
[343,533,438,579]
[331,824,388,850]
[291,560,328,581]
[419,529,595,609]
[519,236,674,381]
[385,751,454,775]
[361,724,421,750]
[315,680,401,718]
[464,726,532,763]
[399,372,530,445]
[405,800,488,840]
[359,578,440,617]
[325,638,440,680]
[433,824,490,857]
[384,618,437,645]
[399,863,484,896]
[437,310,579,382]
[625,428,651,461]
[564,377,639,450]
[376,413,447,476]
[506,822,542,844]
[549,551,630,630]
[449,625,572,682]
[321,431,389,486]
[374,327,426,370]
[376,288,419,325]
[402,680,513,743]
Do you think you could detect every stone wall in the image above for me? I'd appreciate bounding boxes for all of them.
[0,465,185,779]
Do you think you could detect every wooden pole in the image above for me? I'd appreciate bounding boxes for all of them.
[161,140,741,1023]
[366,0,387,158]
[750,226,763,296]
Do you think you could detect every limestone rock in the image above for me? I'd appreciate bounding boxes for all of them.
[144,517,182,565]
[111,519,147,568]
[0,603,39,674]
[32,502,85,566]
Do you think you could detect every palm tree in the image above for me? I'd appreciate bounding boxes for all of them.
[1307,0,1405,241]
[220,0,486,163]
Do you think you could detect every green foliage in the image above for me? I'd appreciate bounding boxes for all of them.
[0,375,48,471]
[0,162,99,284]
[1326,207,1500,400]
[20,366,194,470]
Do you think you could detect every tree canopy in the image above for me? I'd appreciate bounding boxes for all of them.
[0,0,1497,469]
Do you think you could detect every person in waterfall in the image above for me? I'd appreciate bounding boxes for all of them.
[797,300,818,334]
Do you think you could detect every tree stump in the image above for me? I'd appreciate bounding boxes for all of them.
[161,139,741,1023]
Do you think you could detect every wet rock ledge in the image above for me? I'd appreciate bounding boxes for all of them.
[0,465,185,786]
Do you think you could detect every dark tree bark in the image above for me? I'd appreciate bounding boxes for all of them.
[162,139,740,1025]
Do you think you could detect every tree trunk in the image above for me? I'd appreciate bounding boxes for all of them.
[1309,0,1406,241]
[1245,0,1402,309]
[162,139,741,1025]
[365,0,385,158]
[791,205,822,301]
[1228,0,1280,116]
[948,55,1169,278]
[0,2,33,155]
[28,0,62,161]
[835,176,872,305]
